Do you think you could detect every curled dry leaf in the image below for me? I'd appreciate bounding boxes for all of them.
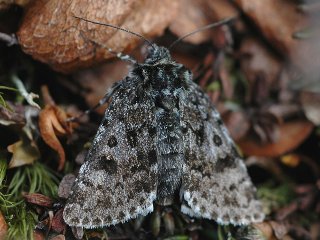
[51,209,65,233]
[0,211,8,240]
[39,105,70,171]
[23,192,53,208]
[39,86,75,171]
[238,121,313,157]
[7,137,40,168]
[17,0,179,72]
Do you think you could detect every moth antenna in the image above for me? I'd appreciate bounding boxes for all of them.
[168,17,236,50]
[74,16,155,49]
[106,48,137,64]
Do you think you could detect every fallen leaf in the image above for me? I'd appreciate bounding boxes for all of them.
[234,0,307,63]
[38,106,67,171]
[49,234,65,240]
[7,137,40,168]
[238,37,282,103]
[252,222,275,240]
[310,223,320,240]
[169,0,238,45]
[269,221,289,239]
[23,192,53,208]
[223,110,250,141]
[51,209,65,233]
[17,0,179,72]
[238,121,314,157]
[0,211,8,240]
[33,230,45,240]
[71,226,84,240]
[169,0,211,44]
[38,86,75,171]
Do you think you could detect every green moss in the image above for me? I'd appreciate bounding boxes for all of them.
[0,161,60,240]
[7,162,59,200]
[5,203,37,240]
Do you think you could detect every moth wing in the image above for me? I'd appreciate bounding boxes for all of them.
[63,80,158,228]
[180,81,264,225]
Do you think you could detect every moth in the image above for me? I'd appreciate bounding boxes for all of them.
[63,18,265,229]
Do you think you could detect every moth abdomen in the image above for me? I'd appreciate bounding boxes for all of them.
[155,96,184,202]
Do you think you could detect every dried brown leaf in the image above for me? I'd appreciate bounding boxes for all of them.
[38,105,66,171]
[38,86,75,171]
[223,111,250,141]
[269,221,289,239]
[234,0,320,86]
[33,230,45,240]
[23,192,53,208]
[0,211,8,240]
[17,0,179,72]
[239,37,282,103]
[239,121,313,157]
[253,222,275,240]
[169,0,211,44]
[169,0,238,44]
[234,0,307,59]
[7,138,40,168]
[51,209,65,233]
[49,234,65,240]
[310,223,320,240]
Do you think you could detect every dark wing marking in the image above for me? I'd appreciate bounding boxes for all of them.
[63,77,158,228]
[179,81,264,225]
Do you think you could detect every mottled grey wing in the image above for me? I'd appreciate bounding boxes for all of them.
[179,81,264,225]
[63,80,158,228]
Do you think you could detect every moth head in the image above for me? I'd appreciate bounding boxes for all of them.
[145,44,172,64]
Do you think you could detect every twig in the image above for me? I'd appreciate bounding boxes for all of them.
[11,75,40,109]
[0,32,18,46]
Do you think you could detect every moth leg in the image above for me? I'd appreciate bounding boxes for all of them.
[67,81,122,122]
